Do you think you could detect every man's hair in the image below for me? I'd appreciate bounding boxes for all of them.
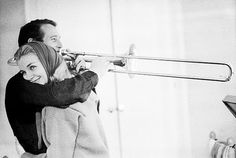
[18,19,57,47]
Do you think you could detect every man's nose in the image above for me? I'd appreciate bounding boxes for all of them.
[57,40,63,50]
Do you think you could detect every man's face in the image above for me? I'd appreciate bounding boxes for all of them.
[40,24,62,52]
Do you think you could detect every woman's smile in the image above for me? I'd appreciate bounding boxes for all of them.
[18,53,48,85]
[31,76,41,83]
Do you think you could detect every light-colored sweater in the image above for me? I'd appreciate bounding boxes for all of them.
[40,91,109,158]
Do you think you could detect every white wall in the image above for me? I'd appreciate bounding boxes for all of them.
[0,0,26,157]
[182,0,236,157]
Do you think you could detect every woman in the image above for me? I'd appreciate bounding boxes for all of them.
[14,41,110,158]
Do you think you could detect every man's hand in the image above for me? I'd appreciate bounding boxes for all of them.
[60,49,87,73]
[74,56,87,73]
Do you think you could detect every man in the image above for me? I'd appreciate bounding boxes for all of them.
[5,19,106,156]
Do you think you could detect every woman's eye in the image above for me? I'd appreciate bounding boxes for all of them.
[29,65,36,70]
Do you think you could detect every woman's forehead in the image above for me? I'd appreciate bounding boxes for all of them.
[17,53,39,67]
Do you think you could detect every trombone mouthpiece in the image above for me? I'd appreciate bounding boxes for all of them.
[59,48,78,60]
[59,48,67,56]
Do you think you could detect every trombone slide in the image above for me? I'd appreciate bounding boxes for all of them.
[60,44,233,82]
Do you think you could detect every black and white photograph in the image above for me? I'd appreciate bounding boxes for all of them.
[0,0,236,158]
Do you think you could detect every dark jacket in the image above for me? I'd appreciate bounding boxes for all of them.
[5,71,98,154]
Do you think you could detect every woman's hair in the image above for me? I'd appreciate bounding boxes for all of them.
[18,19,57,47]
[14,41,63,81]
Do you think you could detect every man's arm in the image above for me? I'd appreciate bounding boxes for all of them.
[6,71,98,108]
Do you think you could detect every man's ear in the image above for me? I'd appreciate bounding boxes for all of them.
[27,38,33,43]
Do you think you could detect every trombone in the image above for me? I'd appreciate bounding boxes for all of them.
[60,44,233,82]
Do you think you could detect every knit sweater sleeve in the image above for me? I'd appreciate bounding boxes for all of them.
[5,71,98,108]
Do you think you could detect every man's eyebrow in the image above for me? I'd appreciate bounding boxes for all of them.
[50,35,58,38]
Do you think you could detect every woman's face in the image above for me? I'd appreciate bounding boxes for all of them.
[17,53,48,85]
